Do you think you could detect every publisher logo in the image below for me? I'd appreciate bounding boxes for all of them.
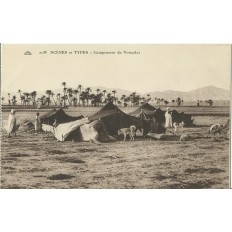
[24,51,32,55]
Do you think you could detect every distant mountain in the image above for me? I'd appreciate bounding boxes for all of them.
[188,86,230,101]
[1,86,229,102]
[145,86,230,101]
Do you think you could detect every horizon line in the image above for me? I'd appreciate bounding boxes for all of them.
[2,84,230,95]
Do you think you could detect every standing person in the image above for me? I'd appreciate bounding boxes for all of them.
[53,119,59,128]
[6,109,17,137]
[35,112,41,132]
[165,108,173,128]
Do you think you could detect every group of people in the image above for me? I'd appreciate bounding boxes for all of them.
[4,110,60,138]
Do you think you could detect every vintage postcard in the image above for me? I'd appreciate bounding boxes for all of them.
[0,44,231,189]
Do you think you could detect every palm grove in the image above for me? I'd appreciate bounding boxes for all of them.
[2,82,213,107]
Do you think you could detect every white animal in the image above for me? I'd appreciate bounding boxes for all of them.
[209,124,224,136]
[180,133,191,141]
[173,121,185,135]
[118,125,137,141]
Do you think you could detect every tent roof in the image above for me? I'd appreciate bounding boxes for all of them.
[89,102,127,121]
[130,103,156,116]
[88,102,145,135]
[40,108,83,125]
[40,108,60,119]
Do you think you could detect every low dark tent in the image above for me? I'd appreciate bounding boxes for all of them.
[40,108,84,125]
[171,110,194,127]
[131,104,194,127]
[130,103,165,122]
[89,102,148,135]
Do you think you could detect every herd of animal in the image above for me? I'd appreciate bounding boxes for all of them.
[117,119,229,142]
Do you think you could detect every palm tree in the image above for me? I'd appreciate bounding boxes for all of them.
[86,87,91,93]
[11,96,17,105]
[102,90,107,97]
[112,90,117,97]
[112,90,117,105]
[96,88,100,94]
[23,93,30,105]
[129,94,133,106]
[40,95,46,105]
[154,97,157,105]
[141,97,146,105]
[164,100,169,106]
[62,82,66,89]
[160,98,164,106]
[45,97,50,106]
[50,91,56,105]
[206,99,213,107]
[62,82,67,107]
[120,94,126,101]
[73,89,79,106]
[102,90,107,105]
[1,97,4,104]
[78,85,83,106]
[21,95,26,105]
[80,91,87,107]
[176,97,181,107]
[56,93,61,106]
[146,94,151,103]
[30,91,37,106]
[8,93,11,105]
[66,88,73,105]
[172,100,175,106]
[18,89,22,105]
[106,93,113,103]
[27,96,32,105]
[85,88,92,106]
[96,92,103,106]
[45,90,52,106]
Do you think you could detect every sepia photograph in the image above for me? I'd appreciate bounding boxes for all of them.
[1,44,231,189]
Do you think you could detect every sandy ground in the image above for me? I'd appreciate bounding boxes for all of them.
[0,110,230,189]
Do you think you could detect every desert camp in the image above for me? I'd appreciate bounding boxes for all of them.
[1,90,230,190]
[1,44,230,189]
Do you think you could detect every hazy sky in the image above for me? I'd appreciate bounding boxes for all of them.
[2,44,231,94]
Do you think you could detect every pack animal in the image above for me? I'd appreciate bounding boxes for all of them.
[118,125,137,141]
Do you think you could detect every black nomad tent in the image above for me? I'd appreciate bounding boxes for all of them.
[131,103,194,127]
[130,103,156,117]
[89,102,149,135]
[171,110,194,127]
[130,103,165,122]
[40,108,84,125]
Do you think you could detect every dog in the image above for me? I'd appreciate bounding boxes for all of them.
[172,121,185,136]
[118,125,137,141]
